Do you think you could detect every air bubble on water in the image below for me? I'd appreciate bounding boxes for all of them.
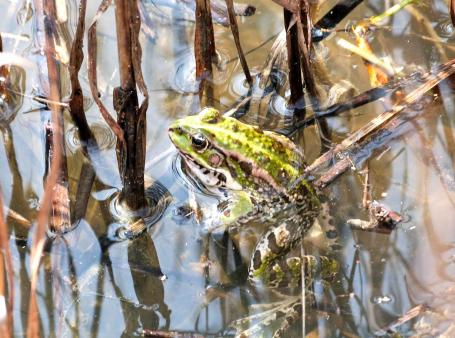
[269,94,292,117]
[372,295,393,304]
[66,122,116,153]
[436,17,455,38]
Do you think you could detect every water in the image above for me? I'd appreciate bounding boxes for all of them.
[1,0,455,337]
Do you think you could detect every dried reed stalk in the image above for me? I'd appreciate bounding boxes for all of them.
[88,0,125,144]
[284,8,304,116]
[114,0,149,210]
[225,0,252,85]
[69,0,93,144]
[0,194,13,338]
[195,0,216,89]
[272,0,298,13]
[27,0,67,335]
[309,59,455,187]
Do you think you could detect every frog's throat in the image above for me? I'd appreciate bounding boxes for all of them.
[181,153,243,190]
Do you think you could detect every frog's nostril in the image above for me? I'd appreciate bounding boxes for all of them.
[169,126,183,134]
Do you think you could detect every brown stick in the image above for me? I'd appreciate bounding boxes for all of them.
[35,0,71,234]
[0,194,13,338]
[87,0,125,144]
[295,0,319,108]
[28,0,66,335]
[194,0,216,85]
[272,0,299,13]
[114,0,147,210]
[284,9,305,117]
[69,0,94,145]
[225,0,252,86]
[309,59,455,188]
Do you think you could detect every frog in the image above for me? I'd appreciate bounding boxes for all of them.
[168,107,336,283]
[168,107,339,336]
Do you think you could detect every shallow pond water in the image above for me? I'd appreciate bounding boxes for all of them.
[1,0,455,337]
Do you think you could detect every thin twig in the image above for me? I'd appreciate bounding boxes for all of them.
[309,59,455,188]
[225,0,252,86]
[87,0,125,144]
[69,0,94,145]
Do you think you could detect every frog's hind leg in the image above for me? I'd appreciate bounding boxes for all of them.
[272,298,302,338]
[248,222,302,282]
[248,204,318,281]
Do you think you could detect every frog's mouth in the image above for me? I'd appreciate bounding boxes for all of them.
[179,153,242,191]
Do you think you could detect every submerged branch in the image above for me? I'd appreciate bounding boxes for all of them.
[280,71,424,136]
[307,58,455,188]
[284,9,304,115]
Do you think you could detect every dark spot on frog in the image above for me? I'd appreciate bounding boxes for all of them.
[267,232,281,254]
[217,172,227,183]
[252,250,262,270]
[239,161,253,175]
[231,124,239,132]
[330,243,343,251]
[326,229,338,239]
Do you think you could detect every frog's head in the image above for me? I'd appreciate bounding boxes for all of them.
[168,107,305,192]
[169,108,242,190]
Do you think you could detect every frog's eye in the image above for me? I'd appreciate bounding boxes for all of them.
[191,133,209,152]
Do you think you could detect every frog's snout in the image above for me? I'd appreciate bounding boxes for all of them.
[168,122,184,140]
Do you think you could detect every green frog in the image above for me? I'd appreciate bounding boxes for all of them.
[168,107,335,285]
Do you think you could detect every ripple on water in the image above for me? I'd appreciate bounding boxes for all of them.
[269,93,293,117]
[229,69,260,97]
[108,180,172,240]
[169,48,230,94]
[435,17,455,39]
[66,122,116,153]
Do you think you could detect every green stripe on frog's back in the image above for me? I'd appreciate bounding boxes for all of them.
[204,125,303,190]
[169,107,311,194]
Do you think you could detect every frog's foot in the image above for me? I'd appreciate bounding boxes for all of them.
[203,191,255,233]
[228,296,301,338]
[272,298,301,338]
[249,250,339,288]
